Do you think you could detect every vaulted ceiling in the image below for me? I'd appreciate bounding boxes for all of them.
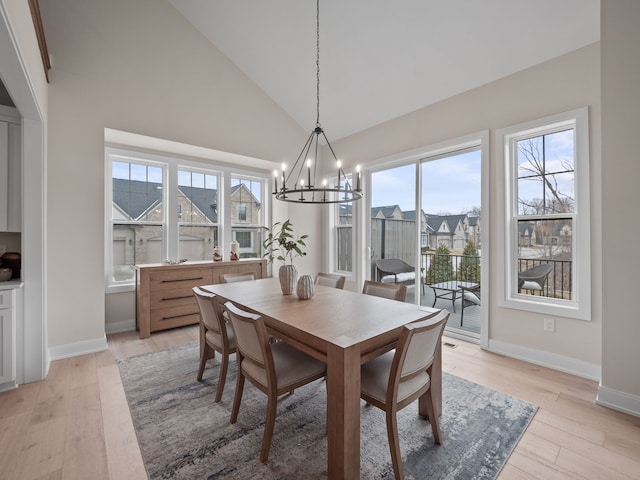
[168,0,600,140]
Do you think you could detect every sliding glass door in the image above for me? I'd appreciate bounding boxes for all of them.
[367,143,483,339]
[421,148,482,337]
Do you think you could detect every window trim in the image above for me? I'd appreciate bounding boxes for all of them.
[496,107,591,320]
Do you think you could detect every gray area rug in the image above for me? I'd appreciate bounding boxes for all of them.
[118,342,537,480]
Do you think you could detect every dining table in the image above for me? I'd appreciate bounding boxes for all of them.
[201,277,442,479]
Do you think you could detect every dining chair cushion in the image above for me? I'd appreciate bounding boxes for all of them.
[242,341,327,389]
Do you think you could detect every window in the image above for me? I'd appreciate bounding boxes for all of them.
[497,107,591,320]
[106,148,269,290]
[231,176,264,259]
[178,169,219,261]
[330,172,356,275]
[110,159,164,285]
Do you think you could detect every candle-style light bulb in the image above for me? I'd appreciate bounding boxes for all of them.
[273,170,278,193]
[336,160,342,189]
[281,163,286,190]
[306,158,312,187]
[356,165,361,192]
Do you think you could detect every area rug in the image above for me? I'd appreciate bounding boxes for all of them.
[118,343,537,480]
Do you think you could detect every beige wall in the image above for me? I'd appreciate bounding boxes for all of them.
[331,44,602,370]
[40,0,312,347]
[600,1,640,405]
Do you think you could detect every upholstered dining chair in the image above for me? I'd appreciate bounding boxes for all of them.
[192,287,236,403]
[222,272,256,283]
[362,279,407,302]
[360,309,449,480]
[222,301,327,463]
[315,272,346,289]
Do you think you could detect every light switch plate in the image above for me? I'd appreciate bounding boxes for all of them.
[0,245,6,256]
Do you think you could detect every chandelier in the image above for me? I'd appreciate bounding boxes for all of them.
[273,0,362,204]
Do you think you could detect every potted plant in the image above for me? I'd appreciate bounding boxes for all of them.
[263,220,308,295]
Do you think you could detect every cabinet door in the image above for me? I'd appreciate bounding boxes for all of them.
[0,291,15,385]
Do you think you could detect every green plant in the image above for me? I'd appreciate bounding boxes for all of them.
[426,243,453,283]
[263,220,308,265]
[458,241,481,283]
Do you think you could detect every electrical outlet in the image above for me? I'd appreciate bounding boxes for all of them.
[0,245,6,256]
[543,318,555,332]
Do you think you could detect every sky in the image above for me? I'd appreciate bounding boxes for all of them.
[371,150,482,214]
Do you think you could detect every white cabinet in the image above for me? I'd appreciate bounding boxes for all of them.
[0,105,21,232]
[0,288,16,386]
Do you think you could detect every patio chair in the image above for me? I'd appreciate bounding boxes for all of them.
[460,284,481,326]
[375,258,424,294]
[518,264,552,293]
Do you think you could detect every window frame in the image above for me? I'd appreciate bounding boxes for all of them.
[105,147,270,293]
[496,107,591,320]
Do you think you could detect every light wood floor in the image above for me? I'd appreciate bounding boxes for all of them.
[1,325,639,480]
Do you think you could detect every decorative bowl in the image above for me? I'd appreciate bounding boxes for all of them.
[0,268,12,281]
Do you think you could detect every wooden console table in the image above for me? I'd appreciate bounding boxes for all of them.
[135,259,267,338]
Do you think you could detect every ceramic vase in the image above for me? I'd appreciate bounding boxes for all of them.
[296,274,315,300]
[279,265,297,295]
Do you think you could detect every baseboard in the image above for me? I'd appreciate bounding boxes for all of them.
[105,319,136,335]
[596,384,640,418]
[48,334,108,361]
[487,339,601,381]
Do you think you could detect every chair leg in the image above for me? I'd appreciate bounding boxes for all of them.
[424,389,442,445]
[386,408,404,480]
[197,344,213,381]
[215,351,230,403]
[260,394,278,463]
[230,368,245,424]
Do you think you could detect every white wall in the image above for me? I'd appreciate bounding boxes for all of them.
[598,0,640,415]
[331,44,602,377]
[40,0,317,350]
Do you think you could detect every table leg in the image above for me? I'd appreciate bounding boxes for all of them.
[326,342,361,479]
[451,290,457,313]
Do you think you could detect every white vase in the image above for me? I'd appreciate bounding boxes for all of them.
[296,274,315,300]
[279,265,298,295]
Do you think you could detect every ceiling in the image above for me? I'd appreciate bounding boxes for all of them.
[169,0,600,141]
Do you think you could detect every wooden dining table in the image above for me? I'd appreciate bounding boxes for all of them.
[202,277,442,479]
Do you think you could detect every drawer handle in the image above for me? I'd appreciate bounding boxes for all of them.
[161,295,194,301]
[161,276,204,283]
[162,313,197,321]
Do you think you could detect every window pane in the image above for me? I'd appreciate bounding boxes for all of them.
[336,192,353,273]
[232,227,262,258]
[112,224,163,282]
[179,225,218,261]
[112,163,163,220]
[178,170,218,224]
[231,177,262,225]
[370,164,416,303]
[517,218,573,299]
[517,129,574,216]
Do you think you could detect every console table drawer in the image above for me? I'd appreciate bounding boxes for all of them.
[149,268,212,291]
[150,304,201,332]
[150,286,198,310]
